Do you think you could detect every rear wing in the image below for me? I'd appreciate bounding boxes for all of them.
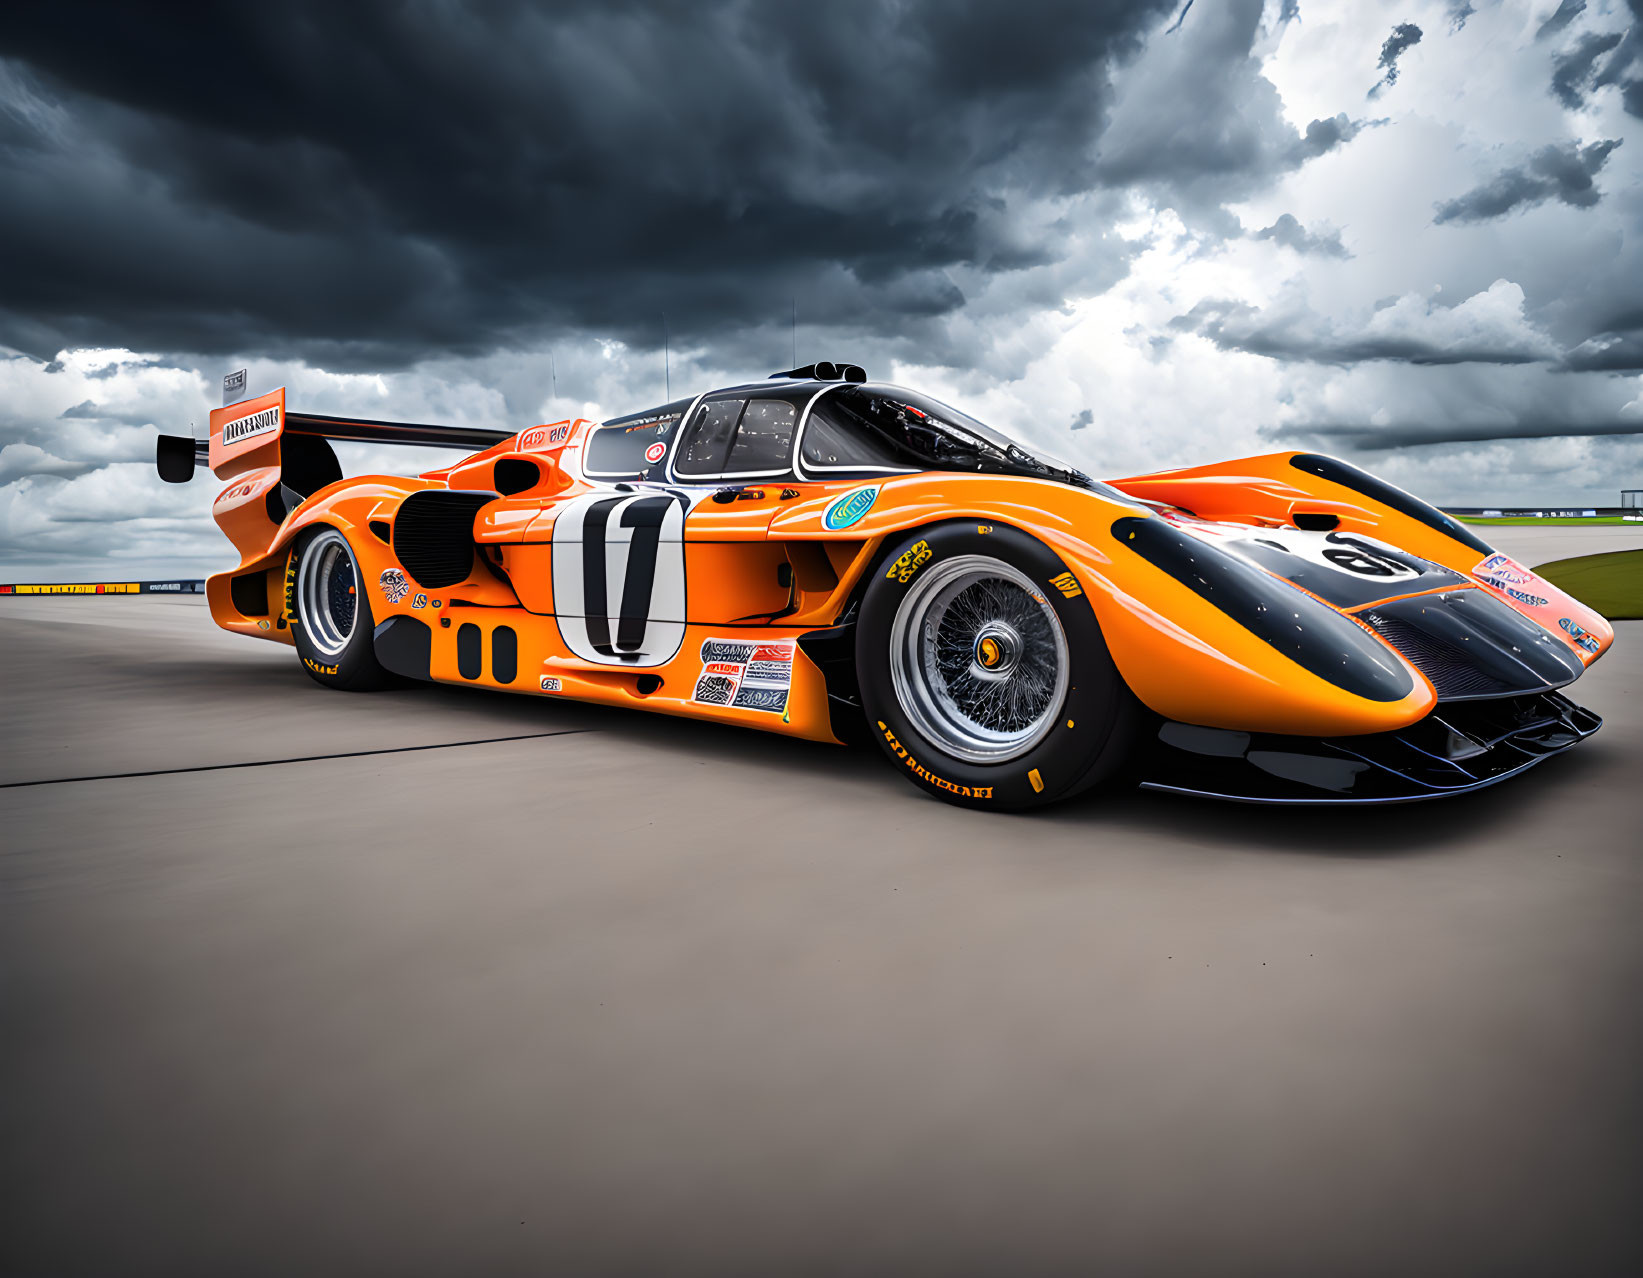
[156,385,515,484]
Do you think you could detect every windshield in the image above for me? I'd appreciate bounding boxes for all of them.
[807,384,1119,496]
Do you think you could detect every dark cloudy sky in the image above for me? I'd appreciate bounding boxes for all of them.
[2,0,1641,577]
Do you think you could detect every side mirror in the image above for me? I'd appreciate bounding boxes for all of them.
[156,434,197,483]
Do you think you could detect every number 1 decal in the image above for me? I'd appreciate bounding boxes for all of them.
[551,491,692,667]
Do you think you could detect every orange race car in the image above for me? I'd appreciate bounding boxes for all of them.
[155,362,1612,809]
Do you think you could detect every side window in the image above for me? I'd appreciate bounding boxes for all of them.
[724,400,796,474]
[675,399,745,477]
[584,401,687,477]
[801,398,912,471]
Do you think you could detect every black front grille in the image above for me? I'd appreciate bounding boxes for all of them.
[1363,616,1512,698]
[392,490,497,589]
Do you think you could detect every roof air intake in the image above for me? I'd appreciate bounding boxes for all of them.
[769,362,866,383]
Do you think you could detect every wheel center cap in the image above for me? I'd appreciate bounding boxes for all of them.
[972,623,1021,679]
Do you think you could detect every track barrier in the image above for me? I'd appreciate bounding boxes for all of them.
[0,580,206,596]
[1444,507,1633,519]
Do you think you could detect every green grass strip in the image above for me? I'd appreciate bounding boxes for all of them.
[1535,548,1643,621]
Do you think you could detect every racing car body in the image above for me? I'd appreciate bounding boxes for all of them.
[156,364,1611,808]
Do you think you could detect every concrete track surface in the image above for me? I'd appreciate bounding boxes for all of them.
[5,558,1643,1274]
[1479,521,1643,564]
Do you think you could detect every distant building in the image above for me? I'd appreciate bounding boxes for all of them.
[1624,490,1643,509]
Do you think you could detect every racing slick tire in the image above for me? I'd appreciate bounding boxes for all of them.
[289,526,393,691]
[856,521,1140,810]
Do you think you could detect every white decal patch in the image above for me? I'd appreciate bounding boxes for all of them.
[692,638,794,713]
[518,422,572,453]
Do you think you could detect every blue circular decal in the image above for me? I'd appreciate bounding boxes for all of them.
[823,485,879,531]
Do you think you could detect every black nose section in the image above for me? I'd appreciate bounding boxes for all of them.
[1358,590,1585,700]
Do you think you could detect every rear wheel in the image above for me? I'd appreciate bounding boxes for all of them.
[856,521,1139,809]
[290,526,392,690]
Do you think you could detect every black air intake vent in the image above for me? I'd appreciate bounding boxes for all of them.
[494,458,541,495]
[229,570,269,617]
[1359,590,1584,701]
[392,490,497,589]
[1362,617,1512,699]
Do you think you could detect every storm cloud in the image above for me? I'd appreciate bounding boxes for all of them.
[1537,0,1588,41]
[1433,138,1623,222]
[3,0,1643,578]
[1563,326,1643,371]
[1370,22,1423,96]
[1170,281,1559,368]
[0,0,1180,369]
[1283,418,1643,449]
[1253,214,1350,258]
[1551,31,1625,107]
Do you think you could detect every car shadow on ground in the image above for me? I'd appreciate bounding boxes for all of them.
[105,644,1614,862]
[372,678,1607,860]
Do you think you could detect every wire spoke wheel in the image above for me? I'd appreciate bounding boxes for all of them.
[889,555,1069,764]
[296,528,359,658]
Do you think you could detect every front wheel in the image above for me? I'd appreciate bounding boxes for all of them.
[856,521,1139,810]
[289,526,393,691]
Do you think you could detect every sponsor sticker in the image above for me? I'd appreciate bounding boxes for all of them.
[257,619,271,630]
[215,479,261,506]
[222,368,247,406]
[518,422,572,452]
[379,568,409,605]
[1560,618,1602,654]
[1049,571,1082,598]
[539,675,562,692]
[822,485,878,531]
[692,637,795,713]
[220,404,281,447]
[644,441,667,464]
[1473,553,1533,587]
[885,539,932,584]
[411,593,428,610]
